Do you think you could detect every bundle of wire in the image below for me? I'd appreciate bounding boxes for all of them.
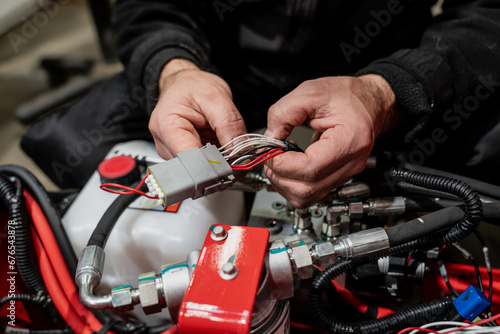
[219,134,288,171]
[398,313,500,333]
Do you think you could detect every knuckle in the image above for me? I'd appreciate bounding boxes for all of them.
[298,80,320,95]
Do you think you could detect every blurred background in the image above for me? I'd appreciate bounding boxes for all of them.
[0,0,122,191]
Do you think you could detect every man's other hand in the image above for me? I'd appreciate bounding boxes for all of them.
[264,75,400,208]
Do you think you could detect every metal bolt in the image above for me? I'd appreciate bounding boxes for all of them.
[220,262,238,280]
[211,226,228,241]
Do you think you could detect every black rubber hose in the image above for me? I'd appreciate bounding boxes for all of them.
[401,163,500,200]
[87,181,141,248]
[0,165,77,276]
[385,206,465,246]
[482,202,500,226]
[0,174,48,296]
[404,198,462,212]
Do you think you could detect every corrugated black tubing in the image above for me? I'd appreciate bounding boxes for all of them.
[0,174,48,297]
[0,165,77,276]
[386,168,482,252]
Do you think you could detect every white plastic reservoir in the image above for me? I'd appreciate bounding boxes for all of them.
[62,141,245,324]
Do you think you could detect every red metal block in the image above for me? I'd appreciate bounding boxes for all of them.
[178,224,270,334]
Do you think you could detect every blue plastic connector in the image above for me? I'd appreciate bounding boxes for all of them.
[453,285,490,321]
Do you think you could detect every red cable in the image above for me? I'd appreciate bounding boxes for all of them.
[397,327,440,334]
[330,280,394,318]
[231,148,284,168]
[100,173,158,199]
[32,229,92,334]
[24,191,112,333]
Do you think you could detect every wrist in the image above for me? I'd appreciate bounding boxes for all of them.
[358,74,403,135]
[159,58,200,90]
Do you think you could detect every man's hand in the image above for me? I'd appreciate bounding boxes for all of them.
[149,59,247,159]
[264,75,400,208]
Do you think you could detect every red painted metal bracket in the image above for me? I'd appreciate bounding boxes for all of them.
[178,224,270,334]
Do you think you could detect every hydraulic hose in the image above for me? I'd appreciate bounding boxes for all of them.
[86,181,141,248]
[0,174,48,297]
[0,165,77,275]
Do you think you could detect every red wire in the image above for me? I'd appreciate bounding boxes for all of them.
[100,173,158,199]
[231,148,283,168]
[24,191,112,333]
[231,149,285,171]
[397,327,440,334]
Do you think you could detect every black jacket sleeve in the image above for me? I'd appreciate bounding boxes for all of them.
[357,0,500,143]
[112,0,213,112]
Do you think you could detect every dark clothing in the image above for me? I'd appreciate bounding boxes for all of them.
[23,0,500,187]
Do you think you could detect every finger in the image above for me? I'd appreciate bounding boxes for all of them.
[264,80,327,139]
[266,125,367,182]
[197,89,247,146]
[264,162,355,208]
[154,110,204,157]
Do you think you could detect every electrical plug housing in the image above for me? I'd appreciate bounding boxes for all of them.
[146,143,234,207]
[453,285,490,321]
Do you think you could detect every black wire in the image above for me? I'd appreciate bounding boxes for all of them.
[471,258,485,293]
[226,145,278,164]
[438,261,460,297]
[475,230,493,303]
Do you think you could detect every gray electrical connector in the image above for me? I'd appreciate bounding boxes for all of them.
[146,143,235,207]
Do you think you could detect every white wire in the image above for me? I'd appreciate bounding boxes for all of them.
[407,319,500,334]
[218,134,268,151]
[230,154,255,165]
[219,134,285,159]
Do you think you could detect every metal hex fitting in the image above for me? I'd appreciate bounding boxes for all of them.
[312,242,336,267]
[337,182,370,200]
[288,243,313,280]
[367,197,405,216]
[292,208,312,230]
[111,285,137,312]
[348,202,364,219]
[138,272,163,315]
